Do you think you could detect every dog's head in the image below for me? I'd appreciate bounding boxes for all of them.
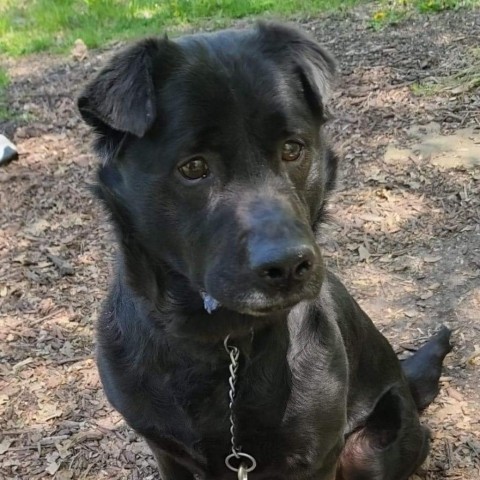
[79,22,337,321]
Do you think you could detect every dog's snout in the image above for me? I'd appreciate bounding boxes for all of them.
[251,245,316,288]
[243,197,319,292]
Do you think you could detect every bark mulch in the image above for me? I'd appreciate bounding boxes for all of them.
[1,6,479,479]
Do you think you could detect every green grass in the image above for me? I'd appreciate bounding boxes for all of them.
[370,0,480,29]
[0,67,8,89]
[0,66,10,121]
[410,82,440,96]
[0,66,35,121]
[411,67,480,96]
[0,0,362,56]
[411,47,480,96]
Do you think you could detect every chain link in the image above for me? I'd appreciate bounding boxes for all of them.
[223,335,256,479]
[224,336,240,457]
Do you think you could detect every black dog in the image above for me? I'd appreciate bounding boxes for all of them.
[78,22,452,480]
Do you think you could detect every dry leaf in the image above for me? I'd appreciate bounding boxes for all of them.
[12,357,34,372]
[0,438,13,455]
[45,460,60,475]
[423,255,442,263]
[55,472,74,480]
[36,402,63,422]
[447,388,464,402]
[359,213,383,222]
[55,441,71,459]
[26,218,49,235]
[419,291,433,300]
[358,245,370,261]
[71,38,88,61]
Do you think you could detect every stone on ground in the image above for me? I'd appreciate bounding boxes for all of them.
[0,134,18,166]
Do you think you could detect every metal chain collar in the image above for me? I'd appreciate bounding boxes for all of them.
[224,335,257,480]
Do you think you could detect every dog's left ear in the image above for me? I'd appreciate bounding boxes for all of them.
[78,39,164,139]
[78,37,182,161]
[257,22,337,117]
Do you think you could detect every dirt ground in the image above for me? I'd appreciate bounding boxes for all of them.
[1,6,479,480]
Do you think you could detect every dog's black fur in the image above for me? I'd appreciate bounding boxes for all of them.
[78,23,452,480]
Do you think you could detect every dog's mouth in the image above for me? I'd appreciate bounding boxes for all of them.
[198,232,325,318]
[200,289,316,317]
[234,299,304,316]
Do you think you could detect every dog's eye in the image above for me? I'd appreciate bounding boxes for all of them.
[179,158,209,180]
[281,141,304,162]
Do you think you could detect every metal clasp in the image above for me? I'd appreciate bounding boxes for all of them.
[237,463,249,480]
[225,452,257,479]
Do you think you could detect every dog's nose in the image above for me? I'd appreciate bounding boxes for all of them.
[252,245,316,288]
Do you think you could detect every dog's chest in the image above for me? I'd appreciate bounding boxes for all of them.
[172,342,348,478]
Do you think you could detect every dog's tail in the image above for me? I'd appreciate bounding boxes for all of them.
[400,327,452,411]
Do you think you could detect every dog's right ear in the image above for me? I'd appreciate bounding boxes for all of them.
[78,38,181,160]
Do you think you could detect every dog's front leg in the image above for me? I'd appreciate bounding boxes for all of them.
[146,440,196,480]
[308,464,338,480]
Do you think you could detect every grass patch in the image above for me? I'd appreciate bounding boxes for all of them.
[0,0,363,56]
[0,66,10,121]
[411,47,480,96]
[0,67,9,89]
[370,0,480,29]
[410,82,442,96]
[0,66,33,122]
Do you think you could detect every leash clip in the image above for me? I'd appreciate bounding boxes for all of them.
[238,462,249,480]
[225,453,257,478]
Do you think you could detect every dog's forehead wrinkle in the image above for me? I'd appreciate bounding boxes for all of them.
[158,61,315,166]
[175,39,292,112]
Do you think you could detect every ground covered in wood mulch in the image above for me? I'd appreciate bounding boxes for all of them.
[1,5,479,480]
